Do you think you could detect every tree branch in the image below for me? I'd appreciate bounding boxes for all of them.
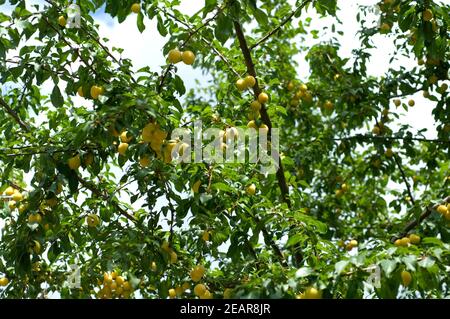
[392,196,450,241]
[393,154,415,205]
[233,20,289,268]
[157,6,239,93]
[249,0,312,50]
[332,134,450,145]
[76,175,138,224]
[0,97,31,132]
[233,21,291,208]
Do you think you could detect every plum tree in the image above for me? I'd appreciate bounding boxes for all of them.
[0,0,449,300]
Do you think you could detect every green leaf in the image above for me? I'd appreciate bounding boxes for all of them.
[51,85,64,108]
[137,12,145,33]
[335,260,349,274]
[295,267,313,278]
[418,257,435,269]
[380,259,397,277]
[157,15,167,36]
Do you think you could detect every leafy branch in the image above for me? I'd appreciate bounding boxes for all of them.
[233,20,289,268]
[249,0,313,50]
[392,196,450,241]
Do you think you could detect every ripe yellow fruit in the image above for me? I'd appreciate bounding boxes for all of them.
[401,270,412,287]
[423,9,433,21]
[250,100,262,112]
[324,100,334,111]
[287,81,295,91]
[8,200,16,210]
[131,3,141,14]
[224,127,239,142]
[151,261,157,272]
[335,189,344,198]
[341,183,349,192]
[202,231,210,242]
[236,79,247,91]
[223,288,233,299]
[18,204,27,214]
[4,186,15,196]
[115,276,124,286]
[175,286,184,296]
[393,99,401,107]
[399,237,410,247]
[46,197,58,207]
[139,155,151,168]
[303,91,313,103]
[58,16,66,27]
[380,23,391,32]
[408,100,415,107]
[33,240,41,254]
[110,281,117,291]
[123,281,131,291]
[0,277,9,286]
[372,126,381,135]
[437,205,448,215]
[168,288,176,299]
[409,234,420,245]
[246,184,256,196]
[90,85,102,99]
[200,290,213,299]
[244,75,256,88]
[190,265,205,282]
[12,191,23,202]
[194,284,207,297]
[169,250,178,264]
[428,75,438,85]
[385,148,394,157]
[118,143,129,156]
[192,180,201,193]
[347,239,358,250]
[167,49,182,64]
[258,92,269,104]
[181,51,195,65]
[68,154,81,170]
[86,214,100,227]
[259,124,269,135]
[445,211,450,221]
[103,273,113,284]
[394,239,401,246]
[247,120,257,129]
[120,131,132,143]
[303,287,321,299]
[77,87,84,97]
[299,84,308,92]
[28,213,42,224]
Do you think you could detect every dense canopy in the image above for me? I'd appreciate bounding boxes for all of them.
[0,0,449,299]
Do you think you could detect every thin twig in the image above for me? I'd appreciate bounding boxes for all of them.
[0,97,31,132]
[76,175,138,223]
[157,6,239,93]
[393,154,415,205]
[249,0,312,50]
[332,134,450,144]
[392,196,450,241]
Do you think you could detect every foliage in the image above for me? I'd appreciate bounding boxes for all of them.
[0,0,449,299]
